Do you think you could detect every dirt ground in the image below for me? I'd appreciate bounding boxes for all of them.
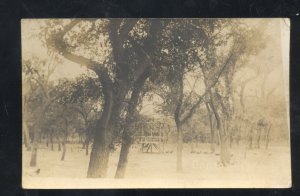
[22,142,291,188]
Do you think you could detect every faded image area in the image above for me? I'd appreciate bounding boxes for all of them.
[22,18,290,188]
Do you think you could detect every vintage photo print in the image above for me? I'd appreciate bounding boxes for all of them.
[21,18,291,188]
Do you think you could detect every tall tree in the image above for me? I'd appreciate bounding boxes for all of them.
[114,19,169,178]
[198,19,267,165]
[46,19,167,177]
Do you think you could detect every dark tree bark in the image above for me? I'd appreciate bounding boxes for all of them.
[115,131,133,178]
[86,70,132,178]
[85,20,137,178]
[115,68,151,178]
[87,127,111,178]
[87,76,114,178]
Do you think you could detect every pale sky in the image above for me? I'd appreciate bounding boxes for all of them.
[21,19,89,81]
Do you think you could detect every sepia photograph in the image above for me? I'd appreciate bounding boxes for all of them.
[21,18,291,188]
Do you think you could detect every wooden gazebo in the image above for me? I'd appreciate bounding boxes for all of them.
[135,119,169,153]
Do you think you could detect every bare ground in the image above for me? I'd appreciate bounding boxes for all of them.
[22,142,291,188]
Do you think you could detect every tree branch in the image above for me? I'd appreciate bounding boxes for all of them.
[180,50,234,125]
[51,20,100,72]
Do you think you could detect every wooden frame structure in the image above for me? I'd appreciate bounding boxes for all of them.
[135,120,169,153]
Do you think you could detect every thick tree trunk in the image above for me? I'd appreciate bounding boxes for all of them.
[115,132,132,178]
[87,95,123,178]
[87,129,110,178]
[87,83,113,178]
